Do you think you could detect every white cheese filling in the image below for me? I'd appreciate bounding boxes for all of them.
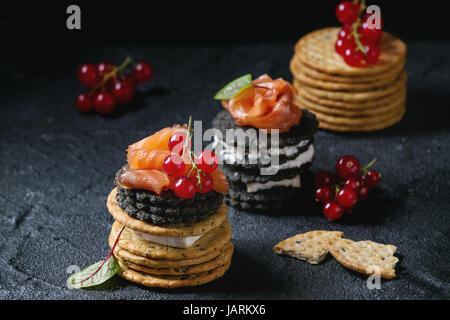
[213,136,311,164]
[130,230,203,248]
[275,144,315,171]
[246,175,301,193]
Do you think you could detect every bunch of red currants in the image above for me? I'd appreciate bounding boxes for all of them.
[163,130,219,199]
[75,57,153,115]
[335,1,384,67]
[314,155,381,221]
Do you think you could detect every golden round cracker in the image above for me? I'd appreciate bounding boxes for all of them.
[117,257,232,288]
[317,106,405,132]
[109,232,224,268]
[110,220,232,260]
[295,27,407,76]
[107,188,227,237]
[311,100,404,126]
[119,242,233,276]
[296,85,406,110]
[326,238,398,279]
[296,92,405,117]
[291,55,406,84]
[291,62,402,91]
[296,71,406,102]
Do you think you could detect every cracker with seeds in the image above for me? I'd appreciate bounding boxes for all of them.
[274,230,344,264]
[107,188,227,237]
[117,258,232,288]
[326,238,399,279]
[110,220,231,260]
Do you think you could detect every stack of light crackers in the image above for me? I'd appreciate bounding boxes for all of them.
[274,230,399,279]
[106,188,233,288]
[290,27,407,132]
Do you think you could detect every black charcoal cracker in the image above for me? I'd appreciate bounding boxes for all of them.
[226,185,303,202]
[221,160,312,184]
[211,108,318,149]
[116,186,223,225]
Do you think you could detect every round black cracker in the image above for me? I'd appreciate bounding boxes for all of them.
[220,160,312,184]
[116,187,224,225]
[226,184,304,202]
[217,137,314,171]
[225,197,299,212]
[211,109,318,150]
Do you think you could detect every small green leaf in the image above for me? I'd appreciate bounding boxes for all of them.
[68,255,119,289]
[214,74,253,100]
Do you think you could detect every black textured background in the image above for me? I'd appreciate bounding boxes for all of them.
[1,1,449,300]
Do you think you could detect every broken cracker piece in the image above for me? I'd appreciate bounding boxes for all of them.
[274,230,344,264]
[326,238,399,279]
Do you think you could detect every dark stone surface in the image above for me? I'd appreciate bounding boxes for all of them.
[0,41,449,300]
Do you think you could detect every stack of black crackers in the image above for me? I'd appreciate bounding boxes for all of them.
[212,109,318,212]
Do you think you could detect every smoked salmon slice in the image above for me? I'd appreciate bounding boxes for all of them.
[116,166,228,195]
[127,125,187,153]
[115,167,171,195]
[222,74,302,133]
[210,169,229,194]
[120,124,229,195]
[127,149,172,170]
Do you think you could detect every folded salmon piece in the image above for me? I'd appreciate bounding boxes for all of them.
[222,74,302,133]
[116,165,229,195]
[115,166,172,195]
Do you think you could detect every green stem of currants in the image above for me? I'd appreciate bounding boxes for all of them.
[184,116,203,190]
[88,56,134,96]
[361,158,376,174]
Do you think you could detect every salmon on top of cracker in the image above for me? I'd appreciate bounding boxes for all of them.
[117,123,229,196]
[212,74,319,212]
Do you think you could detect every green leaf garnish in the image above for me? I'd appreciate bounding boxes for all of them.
[214,74,253,100]
[68,226,124,289]
[68,255,120,289]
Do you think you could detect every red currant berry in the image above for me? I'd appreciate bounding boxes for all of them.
[93,92,116,115]
[335,39,346,56]
[338,24,353,40]
[313,171,334,188]
[168,131,190,156]
[75,93,93,113]
[323,201,344,221]
[97,61,114,75]
[362,170,381,187]
[336,1,360,25]
[343,48,365,67]
[193,172,214,194]
[122,74,137,92]
[344,177,363,191]
[358,185,371,201]
[174,177,196,199]
[337,187,358,208]
[335,38,356,56]
[162,155,186,177]
[363,13,384,29]
[112,79,136,104]
[359,16,383,44]
[363,43,381,65]
[194,150,218,173]
[77,64,100,87]
[133,61,154,83]
[315,186,335,203]
[335,155,361,180]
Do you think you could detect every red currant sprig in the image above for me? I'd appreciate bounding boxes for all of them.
[334,0,383,67]
[314,155,380,221]
[75,57,153,115]
[163,117,219,199]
